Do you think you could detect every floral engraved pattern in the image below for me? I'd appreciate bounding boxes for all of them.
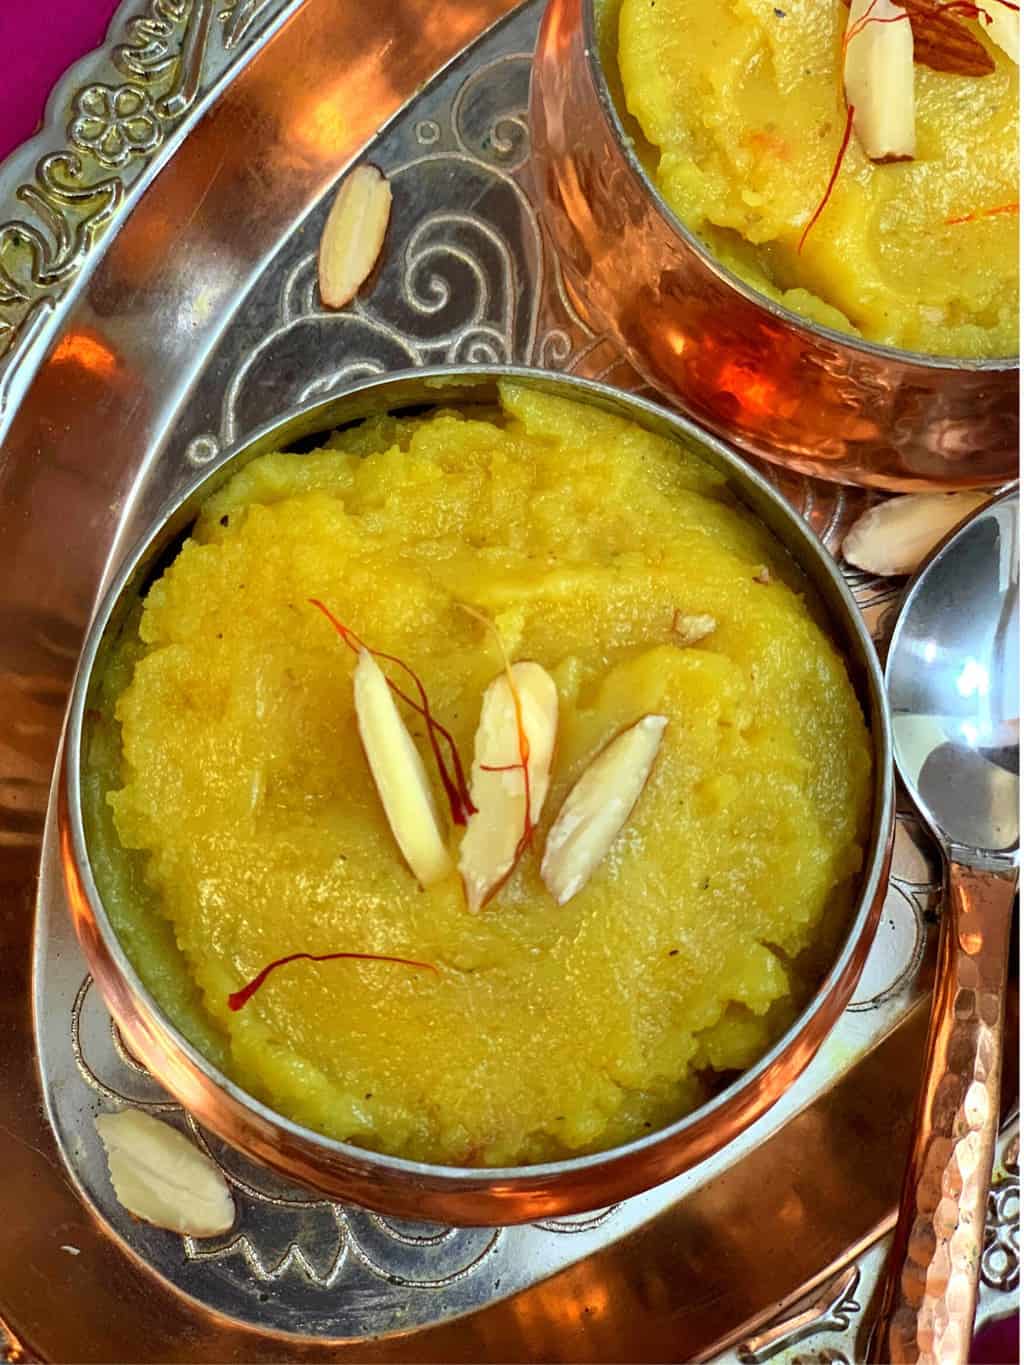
[981,1146,1020,1293]
[0,0,295,388]
[70,86,162,168]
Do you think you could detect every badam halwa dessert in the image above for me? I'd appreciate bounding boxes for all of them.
[610,0,1019,357]
[85,383,872,1167]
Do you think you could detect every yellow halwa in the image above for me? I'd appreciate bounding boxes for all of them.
[612,0,1019,357]
[87,384,872,1166]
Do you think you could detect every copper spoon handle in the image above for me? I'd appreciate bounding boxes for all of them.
[870,861,1016,1365]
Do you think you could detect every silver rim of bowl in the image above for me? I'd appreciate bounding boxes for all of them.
[580,0,1019,373]
[65,363,895,1187]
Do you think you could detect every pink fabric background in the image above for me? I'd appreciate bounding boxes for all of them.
[0,5,1018,1362]
[0,1,121,162]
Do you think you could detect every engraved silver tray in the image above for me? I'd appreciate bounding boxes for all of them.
[0,1,1017,1360]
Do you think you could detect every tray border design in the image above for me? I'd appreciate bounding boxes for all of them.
[0,0,300,427]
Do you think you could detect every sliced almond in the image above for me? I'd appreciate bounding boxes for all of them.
[975,0,1019,62]
[753,565,774,585]
[541,715,667,907]
[842,492,989,576]
[845,0,917,162]
[318,164,392,310]
[353,648,453,887]
[671,612,717,646]
[95,1110,235,1237]
[899,0,996,74]
[459,662,559,913]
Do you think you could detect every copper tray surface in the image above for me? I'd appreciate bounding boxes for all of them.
[0,0,1018,1360]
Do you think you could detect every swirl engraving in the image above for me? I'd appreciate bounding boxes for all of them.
[70,976,178,1111]
[452,55,533,172]
[738,1267,861,1364]
[0,155,123,308]
[113,0,190,81]
[847,814,935,1014]
[222,0,277,50]
[365,179,532,352]
[536,326,573,370]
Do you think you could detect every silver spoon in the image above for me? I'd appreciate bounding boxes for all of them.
[870,489,1019,1364]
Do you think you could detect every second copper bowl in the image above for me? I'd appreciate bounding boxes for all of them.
[529,0,1019,491]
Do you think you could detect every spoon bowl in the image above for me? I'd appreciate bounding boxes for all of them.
[888,492,1020,861]
[872,489,1019,1364]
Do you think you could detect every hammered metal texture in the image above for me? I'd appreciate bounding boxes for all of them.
[2,0,1018,1356]
[870,865,1016,1364]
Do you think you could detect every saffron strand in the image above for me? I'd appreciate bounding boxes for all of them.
[228,950,438,1011]
[946,201,1019,225]
[799,103,857,254]
[309,598,475,823]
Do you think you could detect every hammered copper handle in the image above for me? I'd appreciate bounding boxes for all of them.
[870,860,1016,1365]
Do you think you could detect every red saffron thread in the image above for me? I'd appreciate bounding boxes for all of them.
[799,103,856,255]
[843,3,1008,52]
[842,0,907,50]
[946,201,1019,225]
[842,0,877,51]
[843,10,909,48]
[228,950,438,1011]
[509,672,534,860]
[309,598,475,824]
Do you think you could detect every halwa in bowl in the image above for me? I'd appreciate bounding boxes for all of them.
[530,0,1019,489]
[62,368,893,1224]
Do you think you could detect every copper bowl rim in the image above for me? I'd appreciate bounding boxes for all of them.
[577,0,1019,373]
[62,363,895,1193]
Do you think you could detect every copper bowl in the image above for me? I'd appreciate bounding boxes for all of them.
[529,0,1019,492]
[61,366,894,1226]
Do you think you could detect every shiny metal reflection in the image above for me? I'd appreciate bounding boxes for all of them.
[888,493,1020,858]
[61,365,894,1226]
[872,490,1019,1363]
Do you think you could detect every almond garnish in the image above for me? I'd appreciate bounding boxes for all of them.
[459,662,559,913]
[844,0,917,161]
[975,0,1019,61]
[753,565,773,584]
[541,715,667,906]
[671,611,718,646]
[353,647,454,888]
[898,0,996,74]
[95,1110,235,1237]
[318,164,392,311]
[839,0,998,73]
[841,491,988,575]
